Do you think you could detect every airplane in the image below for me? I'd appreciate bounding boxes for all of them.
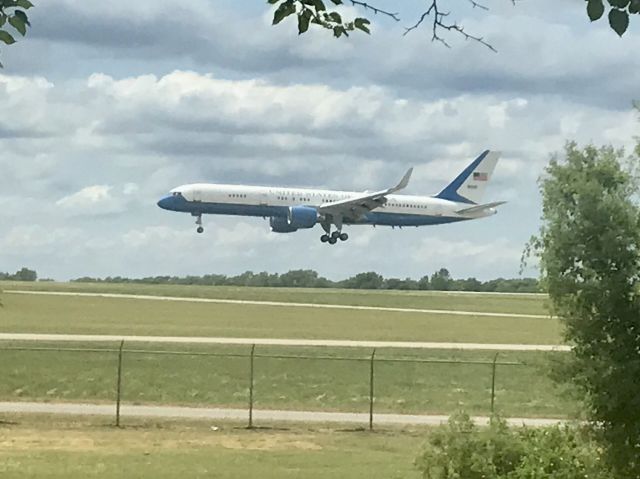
[157,150,505,245]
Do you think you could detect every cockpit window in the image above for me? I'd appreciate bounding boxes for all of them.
[171,192,184,198]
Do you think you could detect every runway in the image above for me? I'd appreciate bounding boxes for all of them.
[5,290,550,319]
[0,401,567,427]
[0,333,570,351]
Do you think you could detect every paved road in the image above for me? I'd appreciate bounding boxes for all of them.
[0,401,566,427]
[0,333,570,351]
[5,290,550,319]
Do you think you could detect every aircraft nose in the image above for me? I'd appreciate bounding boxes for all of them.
[157,195,174,210]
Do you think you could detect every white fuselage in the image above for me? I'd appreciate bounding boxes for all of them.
[158,183,496,228]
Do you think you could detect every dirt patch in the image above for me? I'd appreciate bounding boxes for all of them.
[0,430,96,452]
[219,436,322,451]
[0,428,322,453]
[157,434,322,451]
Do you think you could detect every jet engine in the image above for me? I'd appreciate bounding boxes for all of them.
[270,216,298,233]
[269,206,319,233]
[287,206,318,229]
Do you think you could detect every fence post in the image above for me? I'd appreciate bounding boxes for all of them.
[490,352,499,415]
[248,344,256,429]
[369,348,376,431]
[116,339,125,427]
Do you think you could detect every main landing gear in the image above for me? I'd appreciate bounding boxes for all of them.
[195,214,204,234]
[320,231,348,244]
[320,217,348,245]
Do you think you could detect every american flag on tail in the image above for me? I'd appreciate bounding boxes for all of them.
[473,172,488,181]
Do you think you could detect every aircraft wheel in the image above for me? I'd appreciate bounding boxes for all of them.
[339,233,348,241]
[197,226,204,234]
[328,237,338,245]
[320,234,330,243]
[331,231,340,239]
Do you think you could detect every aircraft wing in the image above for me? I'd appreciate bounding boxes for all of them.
[318,168,413,219]
[456,201,507,215]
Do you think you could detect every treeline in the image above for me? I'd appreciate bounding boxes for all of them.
[0,267,38,282]
[72,268,540,293]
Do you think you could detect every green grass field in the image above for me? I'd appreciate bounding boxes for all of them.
[0,342,575,418]
[0,283,563,344]
[1,280,550,314]
[0,282,575,419]
[0,415,423,479]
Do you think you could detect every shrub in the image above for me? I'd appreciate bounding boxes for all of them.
[415,413,610,479]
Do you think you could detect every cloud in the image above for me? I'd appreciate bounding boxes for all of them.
[0,1,638,281]
[413,237,523,271]
[53,183,145,218]
[0,68,637,281]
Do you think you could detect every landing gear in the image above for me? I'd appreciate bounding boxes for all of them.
[320,230,348,244]
[195,214,204,233]
[319,215,348,244]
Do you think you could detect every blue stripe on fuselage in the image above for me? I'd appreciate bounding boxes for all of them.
[158,195,467,227]
[363,211,466,226]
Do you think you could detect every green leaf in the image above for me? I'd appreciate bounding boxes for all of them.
[629,0,640,14]
[8,15,26,35]
[354,17,371,34]
[0,29,16,44]
[297,9,312,34]
[328,11,341,23]
[329,0,343,4]
[267,0,279,4]
[0,15,6,28]
[272,1,295,25]
[14,0,34,8]
[587,0,605,21]
[311,0,326,11]
[608,8,629,35]
[333,25,347,37]
[608,0,630,8]
[14,10,29,26]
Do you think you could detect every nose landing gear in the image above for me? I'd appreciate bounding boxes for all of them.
[195,214,204,233]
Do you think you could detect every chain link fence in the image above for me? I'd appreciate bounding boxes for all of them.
[1,340,566,428]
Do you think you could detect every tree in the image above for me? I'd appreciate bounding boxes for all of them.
[453,277,483,292]
[279,269,320,287]
[13,267,37,281]
[342,271,384,289]
[430,268,452,291]
[0,0,33,67]
[417,275,431,290]
[529,142,640,477]
[267,0,638,51]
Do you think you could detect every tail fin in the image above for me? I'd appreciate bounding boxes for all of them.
[435,150,501,204]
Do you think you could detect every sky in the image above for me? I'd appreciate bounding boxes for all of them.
[0,0,638,282]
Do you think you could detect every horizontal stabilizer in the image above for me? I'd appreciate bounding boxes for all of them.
[456,201,506,215]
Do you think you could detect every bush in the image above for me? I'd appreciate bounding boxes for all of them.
[415,413,610,479]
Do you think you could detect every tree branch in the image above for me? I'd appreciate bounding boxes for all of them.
[467,0,489,11]
[403,0,497,52]
[348,1,401,22]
